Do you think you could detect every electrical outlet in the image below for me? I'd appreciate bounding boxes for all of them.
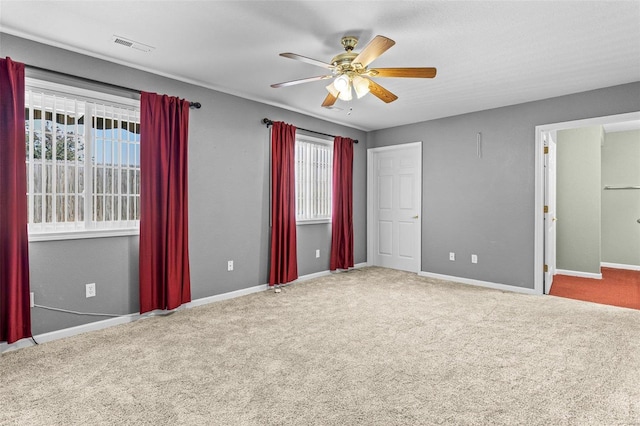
[449,252,455,261]
[471,254,478,264]
[30,292,34,308]
[227,260,234,271]
[315,249,320,258]
[86,283,96,298]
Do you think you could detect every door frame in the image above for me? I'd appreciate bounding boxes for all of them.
[543,130,557,294]
[533,111,640,294]
[367,141,423,272]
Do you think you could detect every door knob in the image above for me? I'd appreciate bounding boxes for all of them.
[412,215,419,219]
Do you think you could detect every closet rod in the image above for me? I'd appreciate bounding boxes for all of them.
[25,64,201,109]
[603,186,640,190]
[262,118,358,143]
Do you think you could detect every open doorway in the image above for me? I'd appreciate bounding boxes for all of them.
[534,111,640,297]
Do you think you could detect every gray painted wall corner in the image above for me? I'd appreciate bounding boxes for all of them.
[368,82,640,289]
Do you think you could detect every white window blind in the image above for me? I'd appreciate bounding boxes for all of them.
[25,80,141,239]
[295,135,333,223]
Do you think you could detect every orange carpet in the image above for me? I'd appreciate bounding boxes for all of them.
[550,267,640,310]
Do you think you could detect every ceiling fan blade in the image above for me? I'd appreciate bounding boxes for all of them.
[352,35,396,68]
[368,67,437,78]
[280,53,335,69]
[367,79,398,103]
[321,92,338,107]
[271,75,333,88]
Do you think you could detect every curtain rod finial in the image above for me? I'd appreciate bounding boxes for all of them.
[262,118,273,127]
[190,102,201,109]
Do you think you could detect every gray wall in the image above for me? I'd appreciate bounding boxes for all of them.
[3,31,640,336]
[368,82,640,289]
[1,33,367,335]
[556,126,603,274]
[29,237,139,332]
[602,129,640,266]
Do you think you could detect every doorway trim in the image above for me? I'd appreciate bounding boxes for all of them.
[367,142,422,272]
[534,111,640,295]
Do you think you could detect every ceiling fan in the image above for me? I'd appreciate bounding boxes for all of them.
[270,35,437,108]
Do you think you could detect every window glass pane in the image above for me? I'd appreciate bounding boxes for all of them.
[45,195,53,223]
[34,197,42,224]
[24,82,140,234]
[95,196,103,222]
[66,196,75,222]
[33,162,42,193]
[121,195,128,221]
[78,195,84,222]
[105,196,113,221]
[56,195,65,222]
[295,137,332,222]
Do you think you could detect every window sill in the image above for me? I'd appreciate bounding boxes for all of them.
[28,228,139,242]
[296,219,332,226]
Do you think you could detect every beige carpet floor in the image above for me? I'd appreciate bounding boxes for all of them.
[1,267,639,425]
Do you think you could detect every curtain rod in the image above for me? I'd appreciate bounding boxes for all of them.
[25,64,201,109]
[261,118,358,144]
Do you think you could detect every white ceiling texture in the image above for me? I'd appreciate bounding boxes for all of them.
[1,1,639,131]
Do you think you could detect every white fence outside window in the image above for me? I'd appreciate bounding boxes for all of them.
[25,80,141,240]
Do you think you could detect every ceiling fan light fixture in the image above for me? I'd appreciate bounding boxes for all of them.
[334,74,350,92]
[338,85,353,101]
[328,79,352,101]
[325,81,339,97]
[273,35,435,107]
[352,75,370,99]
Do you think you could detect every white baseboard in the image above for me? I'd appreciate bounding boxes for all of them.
[295,270,332,282]
[556,269,602,280]
[418,271,539,295]
[2,263,371,354]
[601,262,640,271]
[281,262,369,284]
[0,338,34,353]
[184,283,269,308]
[2,283,271,354]
[1,312,140,354]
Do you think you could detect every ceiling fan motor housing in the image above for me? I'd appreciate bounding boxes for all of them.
[332,36,366,77]
[340,36,358,51]
[331,52,359,74]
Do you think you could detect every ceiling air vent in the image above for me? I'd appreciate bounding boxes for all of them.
[112,35,155,53]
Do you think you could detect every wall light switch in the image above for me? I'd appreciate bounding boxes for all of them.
[471,254,478,264]
[449,252,455,261]
[227,260,234,271]
[315,249,320,258]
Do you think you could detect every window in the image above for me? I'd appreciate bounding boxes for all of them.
[24,79,141,240]
[295,134,333,223]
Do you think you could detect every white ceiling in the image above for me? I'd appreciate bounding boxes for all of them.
[1,1,639,131]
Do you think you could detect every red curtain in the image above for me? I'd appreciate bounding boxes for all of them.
[269,121,298,285]
[330,136,354,271]
[0,57,31,343]
[139,92,191,313]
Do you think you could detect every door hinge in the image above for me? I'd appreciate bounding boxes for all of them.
[544,205,549,213]
[544,146,549,154]
[544,264,548,273]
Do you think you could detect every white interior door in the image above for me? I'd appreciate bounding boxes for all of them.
[368,142,422,272]
[544,131,557,293]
